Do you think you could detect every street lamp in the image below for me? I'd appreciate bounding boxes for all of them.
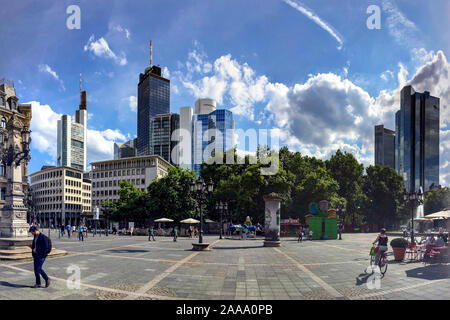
[403,187,424,243]
[215,201,228,240]
[0,126,32,166]
[190,178,214,244]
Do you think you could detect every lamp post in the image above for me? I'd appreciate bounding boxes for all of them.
[102,202,113,237]
[190,178,213,244]
[215,201,228,240]
[403,187,424,243]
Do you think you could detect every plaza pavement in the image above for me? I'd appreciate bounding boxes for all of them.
[0,232,448,300]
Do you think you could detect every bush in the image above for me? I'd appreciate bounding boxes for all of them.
[390,238,408,248]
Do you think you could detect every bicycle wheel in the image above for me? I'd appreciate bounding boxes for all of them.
[379,257,388,275]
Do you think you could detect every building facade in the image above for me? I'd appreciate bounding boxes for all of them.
[374,125,395,169]
[137,65,170,156]
[114,138,137,160]
[0,79,31,214]
[57,90,88,171]
[192,103,234,175]
[29,166,91,227]
[395,85,440,192]
[90,155,171,213]
[150,113,179,165]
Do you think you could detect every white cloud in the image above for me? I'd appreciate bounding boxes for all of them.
[111,25,130,39]
[382,0,419,47]
[84,35,127,66]
[380,70,394,81]
[38,64,65,91]
[128,96,137,112]
[283,0,344,50]
[28,101,127,167]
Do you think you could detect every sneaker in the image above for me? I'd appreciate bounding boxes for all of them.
[45,278,51,288]
[31,284,41,288]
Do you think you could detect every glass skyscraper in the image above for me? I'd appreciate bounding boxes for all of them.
[374,125,395,169]
[137,65,170,156]
[150,113,180,165]
[395,85,440,192]
[192,109,234,175]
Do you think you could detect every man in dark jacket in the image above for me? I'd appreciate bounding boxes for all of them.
[28,226,51,288]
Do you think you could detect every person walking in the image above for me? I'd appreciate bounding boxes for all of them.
[78,225,84,241]
[66,223,71,239]
[83,225,87,238]
[297,226,303,243]
[148,225,156,241]
[173,226,178,242]
[338,223,344,240]
[130,226,134,237]
[309,229,313,241]
[28,226,51,288]
[72,225,76,237]
[60,224,65,237]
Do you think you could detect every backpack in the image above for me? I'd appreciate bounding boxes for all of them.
[47,237,52,254]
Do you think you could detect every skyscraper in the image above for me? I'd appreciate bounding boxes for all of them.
[114,138,137,160]
[57,90,87,172]
[395,85,440,192]
[149,113,180,165]
[192,99,234,175]
[137,43,170,156]
[374,125,395,169]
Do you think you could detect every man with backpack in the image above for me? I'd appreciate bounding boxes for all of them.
[28,226,51,288]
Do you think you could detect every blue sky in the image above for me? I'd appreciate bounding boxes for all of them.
[1,0,449,185]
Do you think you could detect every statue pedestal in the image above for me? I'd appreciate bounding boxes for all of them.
[0,237,67,260]
[263,240,281,247]
[191,243,211,251]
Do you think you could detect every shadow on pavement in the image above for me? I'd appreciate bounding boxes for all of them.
[405,265,450,280]
[0,281,31,288]
[213,246,263,250]
[107,249,149,253]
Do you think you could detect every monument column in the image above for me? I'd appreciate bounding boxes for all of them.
[0,113,32,250]
[263,192,282,247]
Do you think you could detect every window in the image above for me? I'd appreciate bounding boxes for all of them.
[0,163,5,176]
[1,187,6,200]
[1,117,6,128]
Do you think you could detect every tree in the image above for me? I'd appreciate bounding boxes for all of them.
[425,187,450,215]
[112,181,146,225]
[362,165,406,228]
[146,166,198,221]
[325,149,364,225]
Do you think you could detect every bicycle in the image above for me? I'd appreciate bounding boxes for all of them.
[368,247,388,277]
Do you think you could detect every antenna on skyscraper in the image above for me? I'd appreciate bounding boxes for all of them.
[150,40,153,66]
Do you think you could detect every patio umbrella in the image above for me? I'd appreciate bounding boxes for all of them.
[154,218,174,223]
[180,218,200,224]
[424,209,450,219]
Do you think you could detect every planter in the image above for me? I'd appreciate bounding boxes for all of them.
[392,247,406,261]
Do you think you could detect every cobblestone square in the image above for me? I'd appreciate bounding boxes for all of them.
[0,232,448,300]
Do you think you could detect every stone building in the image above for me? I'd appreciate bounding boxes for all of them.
[90,155,171,213]
[29,166,91,226]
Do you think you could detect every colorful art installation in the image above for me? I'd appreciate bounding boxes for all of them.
[305,200,337,240]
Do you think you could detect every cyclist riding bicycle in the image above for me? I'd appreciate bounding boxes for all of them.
[372,228,388,266]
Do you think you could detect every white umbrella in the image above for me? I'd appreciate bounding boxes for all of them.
[154,218,174,223]
[424,209,450,219]
[180,218,200,224]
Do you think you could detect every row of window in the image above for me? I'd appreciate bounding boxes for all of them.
[93,178,145,188]
[92,168,146,179]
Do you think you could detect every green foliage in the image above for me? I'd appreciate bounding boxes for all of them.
[112,181,146,223]
[424,187,450,215]
[362,165,406,227]
[390,238,409,248]
[146,166,198,221]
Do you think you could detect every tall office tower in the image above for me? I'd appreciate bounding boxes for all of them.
[57,89,88,172]
[395,85,440,192]
[374,125,395,169]
[179,106,194,170]
[195,98,216,115]
[114,138,137,160]
[137,41,170,156]
[192,99,234,175]
[149,113,180,165]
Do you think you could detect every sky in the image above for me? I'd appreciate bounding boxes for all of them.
[1,0,449,185]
